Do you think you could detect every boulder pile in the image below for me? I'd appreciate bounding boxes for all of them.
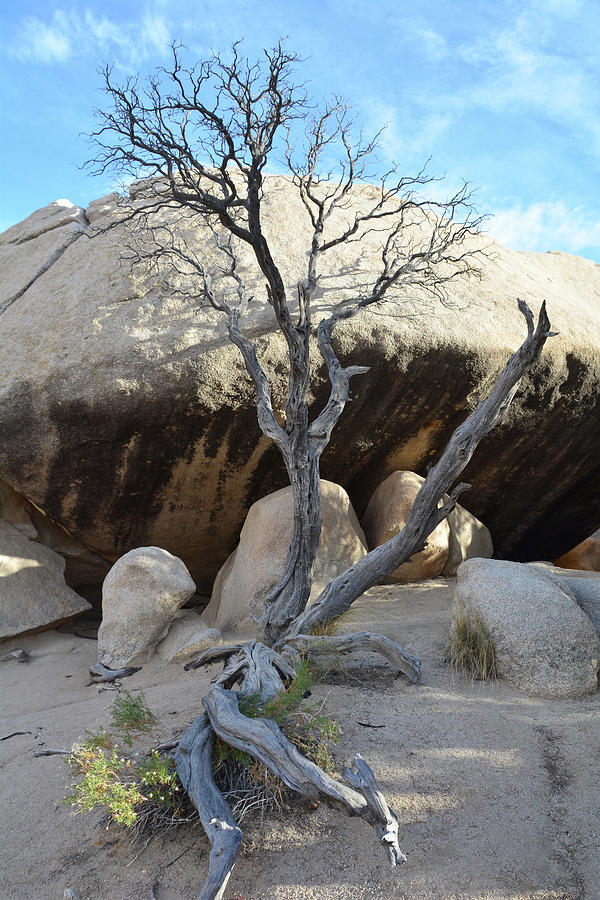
[361,470,492,581]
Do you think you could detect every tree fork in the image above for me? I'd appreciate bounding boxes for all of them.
[282,300,555,640]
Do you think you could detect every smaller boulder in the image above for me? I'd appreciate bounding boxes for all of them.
[554,528,600,571]
[97,547,196,668]
[156,609,221,663]
[443,503,493,576]
[0,521,91,638]
[361,471,450,582]
[203,480,367,634]
[454,558,600,698]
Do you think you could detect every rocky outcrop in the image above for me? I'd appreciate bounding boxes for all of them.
[203,480,367,634]
[97,547,196,667]
[361,470,492,582]
[554,528,600,571]
[0,199,86,316]
[0,521,90,638]
[1,180,599,590]
[454,558,600,698]
[0,477,110,587]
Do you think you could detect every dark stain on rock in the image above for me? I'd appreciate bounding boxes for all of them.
[1,334,598,585]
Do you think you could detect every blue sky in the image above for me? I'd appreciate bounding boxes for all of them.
[1,0,599,261]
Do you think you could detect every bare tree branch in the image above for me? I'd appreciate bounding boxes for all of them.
[283,300,555,639]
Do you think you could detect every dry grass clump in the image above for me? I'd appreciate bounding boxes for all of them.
[446,602,498,680]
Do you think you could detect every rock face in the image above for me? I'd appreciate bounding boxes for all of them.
[361,470,492,582]
[0,521,90,638]
[555,528,600,571]
[97,547,196,667]
[454,558,600,698]
[1,179,599,591]
[0,477,110,587]
[203,480,367,634]
[528,563,600,638]
[156,609,221,663]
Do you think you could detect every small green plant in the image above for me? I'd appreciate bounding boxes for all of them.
[446,602,497,680]
[81,726,113,751]
[110,690,155,746]
[136,751,179,807]
[66,694,194,836]
[67,745,144,826]
[215,660,341,776]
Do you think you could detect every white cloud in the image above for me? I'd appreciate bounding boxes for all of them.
[11,13,72,63]
[489,200,600,255]
[7,8,172,66]
[457,0,600,157]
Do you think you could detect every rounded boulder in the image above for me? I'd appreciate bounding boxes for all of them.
[97,546,196,667]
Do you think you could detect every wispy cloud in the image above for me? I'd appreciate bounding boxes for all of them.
[489,200,600,255]
[11,13,73,63]
[7,8,172,67]
[457,0,600,157]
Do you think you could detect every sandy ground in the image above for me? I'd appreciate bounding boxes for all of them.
[1,578,599,900]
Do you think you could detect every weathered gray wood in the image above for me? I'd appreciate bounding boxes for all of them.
[284,300,555,639]
[185,644,246,671]
[175,714,242,900]
[88,662,140,683]
[187,641,296,700]
[342,755,406,866]
[0,649,28,663]
[34,748,71,757]
[203,684,406,865]
[285,632,422,684]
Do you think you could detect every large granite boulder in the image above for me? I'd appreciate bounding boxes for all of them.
[156,609,221,663]
[0,521,90,638]
[203,480,367,634]
[97,546,196,667]
[1,179,599,590]
[454,558,600,698]
[443,503,493,577]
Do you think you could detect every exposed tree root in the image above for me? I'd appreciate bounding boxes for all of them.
[285,632,422,683]
[176,640,410,899]
[175,715,243,900]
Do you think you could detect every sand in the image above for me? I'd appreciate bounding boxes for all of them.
[1,579,598,900]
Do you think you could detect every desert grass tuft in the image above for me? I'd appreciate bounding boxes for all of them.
[446,602,497,680]
[307,618,338,637]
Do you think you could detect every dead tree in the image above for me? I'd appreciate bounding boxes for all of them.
[87,41,555,897]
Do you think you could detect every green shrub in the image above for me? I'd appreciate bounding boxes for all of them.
[66,745,144,827]
[110,691,154,746]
